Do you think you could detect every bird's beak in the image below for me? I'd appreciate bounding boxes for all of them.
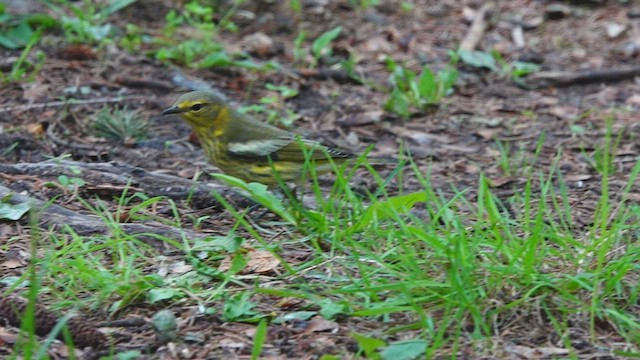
[161,105,183,115]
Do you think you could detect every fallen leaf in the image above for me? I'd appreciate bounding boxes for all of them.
[244,250,280,274]
[489,177,516,188]
[303,316,339,334]
[625,94,640,107]
[1,259,25,269]
[547,105,579,120]
[25,123,46,138]
[361,36,393,53]
[474,128,501,140]
[219,249,280,274]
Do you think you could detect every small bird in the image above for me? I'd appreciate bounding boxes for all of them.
[162,90,385,186]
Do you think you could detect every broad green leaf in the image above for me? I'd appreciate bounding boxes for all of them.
[199,51,232,68]
[148,288,182,303]
[0,34,19,49]
[380,340,427,360]
[281,311,317,322]
[222,292,257,321]
[458,49,497,71]
[228,252,248,275]
[0,198,31,221]
[312,26,342,58]
[352,333,386,358]
[384,88,410,118]
[511,61,541,77]
[439,67,458,94]
[317,299,346,319]
[417,67,437,103]
[0,20,34,49]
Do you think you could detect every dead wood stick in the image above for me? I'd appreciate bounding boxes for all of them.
[459,2,495,52]
[0,159,236,209]
[0,182,211,245]
[524,66,640,88]
[0,95,147,113]
[295,68,363,85]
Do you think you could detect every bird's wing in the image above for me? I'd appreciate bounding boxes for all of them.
[227,135,295,159]
[228,135,353,162]
[224,112,353,161]
[274,138,353,162]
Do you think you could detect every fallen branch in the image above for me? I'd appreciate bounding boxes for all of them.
[0,160,253,244]
[0,159,232,209]
[0,95,147,113]
[295,68,363,85]
[459,3,495,52]
[0,182,212,245]
[523,66,640,88]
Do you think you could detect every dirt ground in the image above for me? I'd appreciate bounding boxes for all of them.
[1,0,640,358]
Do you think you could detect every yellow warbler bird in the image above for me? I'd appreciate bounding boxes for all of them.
[163,90,378,186]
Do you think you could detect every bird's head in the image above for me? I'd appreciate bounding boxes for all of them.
[162,90,228,130]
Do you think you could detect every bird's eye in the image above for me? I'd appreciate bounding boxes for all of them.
[191,104,203,111]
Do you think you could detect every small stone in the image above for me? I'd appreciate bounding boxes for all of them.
[241,32,274,57]
[605,23,627,39]
[545,4,571,20]
[627,7,640,18]
[620,41,640,57]
[151,310,178,344]
[520,16,544,30]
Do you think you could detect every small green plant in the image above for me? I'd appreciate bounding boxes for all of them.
[43,0,137,44]
[384,57,458,118]
[293,31,307,65]
[91,105,149,143]
[0,5,53,83]
[0,4,56,49]
[349,0,380,10]
[42,166,86,195]
[0,29,45,84]
[292,26,344,68]
[458,49,540,83]
[154,0,264,70]
[239,83,301,127]
[311,26,342,68]
[0,193,32,221]
[119,23,147,52]
[289,0,302,14]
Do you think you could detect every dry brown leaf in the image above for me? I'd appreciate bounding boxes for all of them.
[625,94,640,107]
[25,123,46,138]
[489,177,516,188]
[303,316,339,334]
[361,36,393,53]
[474,128,501,140]
[1,259,24,269]
[547,105,579,120]
[219,249,280,274]
[244,250,280,274]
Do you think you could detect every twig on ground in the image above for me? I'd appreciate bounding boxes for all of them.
[0,95,147,113]
[295,68,363,85]
[0,182,209,245]
[0,159,234,209]
[459,2,496,52]
[523,66,640,88]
